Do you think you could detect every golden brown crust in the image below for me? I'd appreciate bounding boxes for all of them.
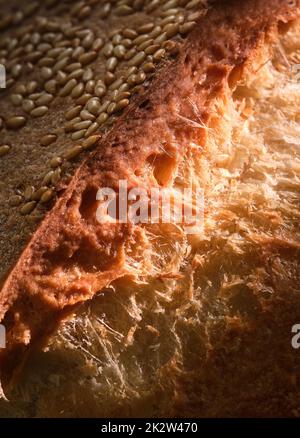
[0,0,209,383]
[1,0,300,405]
[0,0,208,287]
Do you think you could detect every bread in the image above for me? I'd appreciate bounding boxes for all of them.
[1,0,300,417]
[0,0,209,385]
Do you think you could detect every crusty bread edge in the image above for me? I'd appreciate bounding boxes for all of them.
[1,0,299,389]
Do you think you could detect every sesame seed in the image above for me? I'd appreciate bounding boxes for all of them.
[24,185,35,200]
[65,106,82,121]
[41,134,57,146]
[87,98,101,116]
[73,120,92,131]
[123,29,138,39]
[71,130,86,140]
[82,135,100,149]
[31,106,49,117]
[20,201,37,215]
[85,122,99,137]
[0,145,10,157]
[128,51,146,66]
[106,57,118,72]
[64,145,83,160]
[31,186,48,201]
[80,109,96,121]
[22,99,35,113]
[6,116,27,129]
[51,168,61,185]
[50,156,63,168]
[60,78,77,96]
[114,5,133,16]
[36,93,53,106]
[71,82,85,98]
[137,23,155,34]
[42,170,55,186]
[97,112,109,125]
[79,51,97,65]
[10,94,23,106]
[179,21,196,34]
[40,189,55,203]
[9,195,22,207]
[76,93,93,105]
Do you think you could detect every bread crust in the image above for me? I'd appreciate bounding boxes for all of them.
[1,0,300,395]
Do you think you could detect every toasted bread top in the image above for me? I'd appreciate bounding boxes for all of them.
[0,0,300,412]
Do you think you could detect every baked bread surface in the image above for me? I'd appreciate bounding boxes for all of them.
[1,0,300,417]
[0,0,209,385]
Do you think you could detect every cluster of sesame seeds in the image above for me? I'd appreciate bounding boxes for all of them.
[0,0,206,217]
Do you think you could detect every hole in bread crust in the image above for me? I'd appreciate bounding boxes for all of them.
[139,99,151,109]
[206,65,227,84]
[211,43,227,61]
[278,20,292,34]
[146,153,177,187]
[184,54,191,65]
[79,187,98,221]
[228,65,244,89]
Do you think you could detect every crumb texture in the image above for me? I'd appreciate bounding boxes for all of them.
[0,0,300,417]
[0,0,207,283]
